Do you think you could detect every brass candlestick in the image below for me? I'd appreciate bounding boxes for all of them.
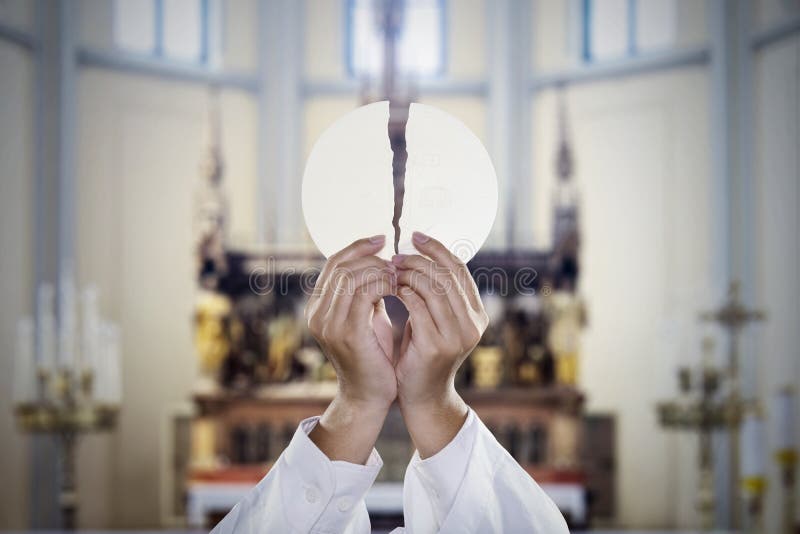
[741,486,765,534]
[773,385,797,534]
[656,337,747,529]
[775,449,797,534]
[14,367,119,529]
[699,280,765,529]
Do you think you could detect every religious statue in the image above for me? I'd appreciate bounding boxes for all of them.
[193,291,232,392]
[545,291,585,386]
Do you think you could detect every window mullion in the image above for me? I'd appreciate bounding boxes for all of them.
[154,0,164,57]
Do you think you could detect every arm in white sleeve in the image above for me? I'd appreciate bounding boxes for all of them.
[402,409,568,534]
[212,416,382,534]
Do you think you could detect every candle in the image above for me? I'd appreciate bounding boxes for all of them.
[58,268,76,367]
[13,317,35,403]
[96,321,122,404]
[106,322,122,403]
[37,283,56,371]
[95,321,109,402]
[81,285,100,376]
[741,411,766,479]
[773,386,796,452]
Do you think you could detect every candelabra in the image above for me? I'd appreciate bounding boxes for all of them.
[656,337,745,529]
[657,281,769,530]
[13,278,121,529]
[699,280,765,529]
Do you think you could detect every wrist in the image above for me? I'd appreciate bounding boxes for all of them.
[309,393,390,464]
[397,378,458,411]
[335,391,393,424]
[399,386,468,459]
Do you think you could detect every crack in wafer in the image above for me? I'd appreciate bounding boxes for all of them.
[389,102,409,254]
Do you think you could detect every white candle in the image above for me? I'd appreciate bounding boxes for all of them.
[58,268,77,367]
[96,320,122,404]
[741,411,766,478]
[107,322,122,403]
[81,285,100,376]
[98,321,122,404]
[37,283,56,371]
[95,321,109,402]
[773,386,796,451]
[13,317,35,403]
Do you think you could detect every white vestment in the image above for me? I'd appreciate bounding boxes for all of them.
[212,409,569,533]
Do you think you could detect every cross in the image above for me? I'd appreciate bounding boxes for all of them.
[700,280,766,377]
[701,280,766,334]
[699,280,766,529]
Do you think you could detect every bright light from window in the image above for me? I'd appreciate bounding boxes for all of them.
[583,0,678,62]
[349,0,444,79]
[114,0,156,54]
[113,0,222,66]
[398,0,443,77]
[351,0,385,78]
[589,0,629,61]
[636,0,676,52]
[163,0,202,62]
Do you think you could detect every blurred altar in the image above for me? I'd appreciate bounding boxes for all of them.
[0,0,798,532]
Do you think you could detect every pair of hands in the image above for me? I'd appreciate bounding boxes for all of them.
[306,232,489,463]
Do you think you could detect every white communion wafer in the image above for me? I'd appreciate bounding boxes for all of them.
[302,101,395,260]
[302,100,498,262]
[399,102,497,261]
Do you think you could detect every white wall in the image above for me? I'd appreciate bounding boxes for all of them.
[754,33,800,533]
[73,72,258,529]
[0,40,35,530]
[70,0,260,527]
[529,1,713,525]
[531,66,712,528]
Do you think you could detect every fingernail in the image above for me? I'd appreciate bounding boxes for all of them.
[392,254,407,265]
[412,231,430,244]
[369,234,385,244]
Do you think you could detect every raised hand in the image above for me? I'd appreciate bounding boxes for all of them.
[306,235,398,463]
[392,231,489,457]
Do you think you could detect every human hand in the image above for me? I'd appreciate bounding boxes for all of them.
[392,231,489,457]
[306,235,397,463]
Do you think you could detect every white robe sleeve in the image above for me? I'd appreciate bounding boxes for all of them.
[400,409,569,534]
[211,416,382,534]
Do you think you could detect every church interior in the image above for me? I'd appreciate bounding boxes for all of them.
[0,0,798,531]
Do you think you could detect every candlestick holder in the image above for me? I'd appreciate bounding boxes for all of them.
[775,448,797,534]
[656,337,749,530]
[740,475,766,534]
[14,367,119,529]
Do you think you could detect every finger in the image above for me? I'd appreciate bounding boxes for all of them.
[328,268,395,334]
[308,237,388,318]
[410,231,481,310]
[395,285,438,339]
[337,256,396,290]
[392,253,472,328]
[348,274,397,328]
[321,259,395,313]
[308,235,386,309]
[396,269,458,338]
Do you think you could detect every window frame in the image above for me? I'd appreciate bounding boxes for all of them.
[582,0,678,63]
[113,0,218,67]
[344,0,448,80]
